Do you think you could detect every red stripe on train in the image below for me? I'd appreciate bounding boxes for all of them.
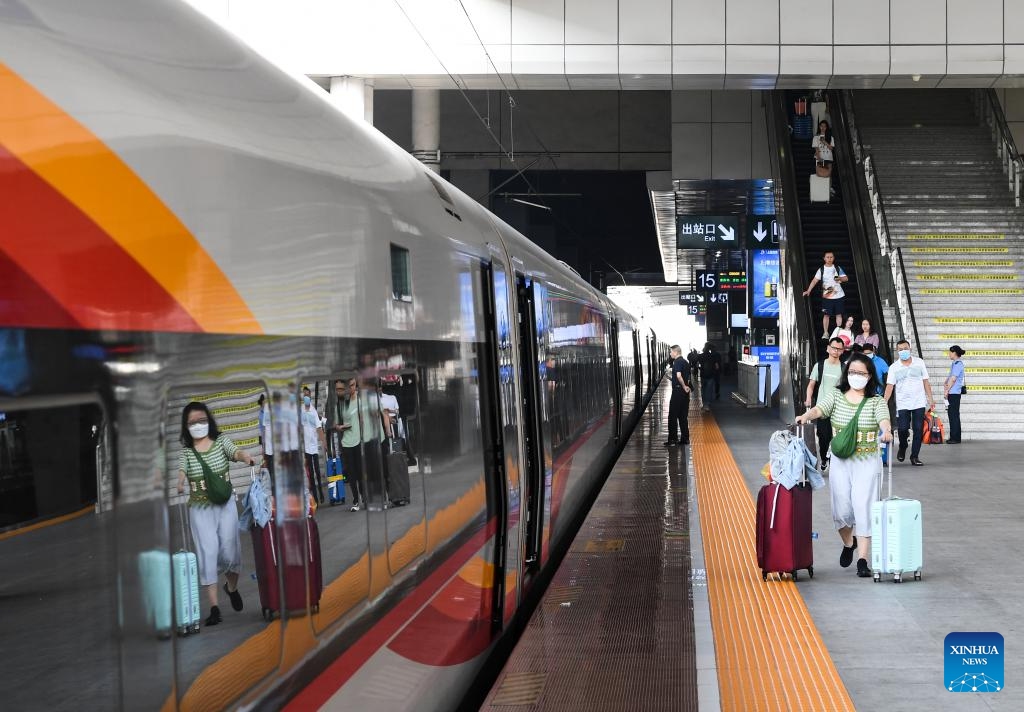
[0,143,202,333]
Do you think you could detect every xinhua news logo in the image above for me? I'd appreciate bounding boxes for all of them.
[945,632,1004,692]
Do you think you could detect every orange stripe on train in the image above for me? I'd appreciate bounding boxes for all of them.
[0,63,260,334]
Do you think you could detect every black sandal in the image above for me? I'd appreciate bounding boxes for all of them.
[224,583,243,612]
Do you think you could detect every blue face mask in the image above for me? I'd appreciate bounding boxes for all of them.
[303,396,312,407]
[898,349,911,361]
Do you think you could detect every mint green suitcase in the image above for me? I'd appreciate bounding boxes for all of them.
[870,456,923,583]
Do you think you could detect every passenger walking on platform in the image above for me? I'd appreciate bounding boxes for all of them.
[664,345,692,447]
[302,395,326,503]
[699,342,721,412]
[854,319,880,351]
[176,402,257,626]
[943,345,966,444]
[796,354,892,578]
[805,337,846,470]
[883,340,935,466]
[829,315,856,351]
[802,251,848,339]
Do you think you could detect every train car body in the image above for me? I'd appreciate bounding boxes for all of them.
[0,1,666,709]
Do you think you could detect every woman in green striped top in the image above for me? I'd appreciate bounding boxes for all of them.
[176,401,256,626]
[796,354,892,579]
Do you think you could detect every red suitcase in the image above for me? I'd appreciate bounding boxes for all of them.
[756,481,814,581]
[251,517,323,620]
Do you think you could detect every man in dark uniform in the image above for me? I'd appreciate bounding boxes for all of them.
[664,345,692,447]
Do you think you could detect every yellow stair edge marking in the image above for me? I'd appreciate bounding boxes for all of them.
[947,350,1024,357]
[916,275,1016,280]
[906,234,1004,240]
[965,367,1024,374]
[914,260,1014,267]
[964,385,1024,392]
[933,317,1024,324]
[918,288,1023,295]
[692,411,854,712]
[910,247,1009,253]
[940,334,1024,340]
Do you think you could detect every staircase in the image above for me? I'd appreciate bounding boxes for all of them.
[788,93,864,344]
[853,89,1024,440]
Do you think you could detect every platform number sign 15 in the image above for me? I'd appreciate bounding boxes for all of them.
[696,270,716,292]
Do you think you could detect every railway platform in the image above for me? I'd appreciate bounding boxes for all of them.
[481,380,1023,711]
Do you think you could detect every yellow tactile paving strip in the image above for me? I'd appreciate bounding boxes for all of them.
[691,413,855,712]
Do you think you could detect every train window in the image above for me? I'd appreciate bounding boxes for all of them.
[0,397,117,711]
[162,383,283,705]
[390,244,412,302]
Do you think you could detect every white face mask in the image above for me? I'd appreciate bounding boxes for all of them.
[188,422,209,440]
[848,374,870,391]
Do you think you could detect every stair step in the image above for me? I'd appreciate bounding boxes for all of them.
[908,247,1009,254]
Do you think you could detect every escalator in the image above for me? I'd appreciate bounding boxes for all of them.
[765,90,890,416]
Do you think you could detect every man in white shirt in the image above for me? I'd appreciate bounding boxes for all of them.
[802,251,848,340]
[883,339,935,467]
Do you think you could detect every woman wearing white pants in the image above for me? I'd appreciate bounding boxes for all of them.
[796,353,892,578]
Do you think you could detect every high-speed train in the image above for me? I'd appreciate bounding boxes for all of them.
[0,1,668,710]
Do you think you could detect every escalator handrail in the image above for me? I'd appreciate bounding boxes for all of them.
[765,91,816,370]
[842,92,924,359]
[827,89,889,359]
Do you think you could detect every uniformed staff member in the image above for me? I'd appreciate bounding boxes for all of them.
[664,345,692,447]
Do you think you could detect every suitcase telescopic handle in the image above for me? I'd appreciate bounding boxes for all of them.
[177,501,192,552]
[879,440,894,501]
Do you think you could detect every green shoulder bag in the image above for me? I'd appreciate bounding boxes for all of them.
[192,446,234,505]
[829,396,869,459]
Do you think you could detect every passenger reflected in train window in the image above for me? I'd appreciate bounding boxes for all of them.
[328,378,367,511]
[177,401,257,626]
[259,393,275,482]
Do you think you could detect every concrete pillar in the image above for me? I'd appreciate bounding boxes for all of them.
[329,76,374,124]
[412,89,441,173]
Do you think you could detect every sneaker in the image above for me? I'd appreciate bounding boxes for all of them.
[350,503,361,512]
[896,444,907,462]
[840,536,857,568]
[663,440,679,447]
[910,457,924,466]
[822,331,829,339]
[819,456,829,472]
[205,605,222,626]
[856,558,871,578]
[224,583,243,612]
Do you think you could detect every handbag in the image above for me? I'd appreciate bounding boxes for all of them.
[829,397,869,459]
[192,446,234,505]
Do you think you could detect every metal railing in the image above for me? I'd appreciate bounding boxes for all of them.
[843,91,923,358]
[974,89,1024,207]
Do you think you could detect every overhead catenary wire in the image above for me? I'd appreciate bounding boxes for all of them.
[391,0,559,209]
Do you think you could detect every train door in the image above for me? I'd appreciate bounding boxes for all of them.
[609,318,622,443]
[633,331,643,403]
[480,256,519,627]
[515,274,546,574]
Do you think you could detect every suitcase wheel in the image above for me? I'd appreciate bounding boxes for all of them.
[791,570,799,581]
[262,608,273,622]
[893,573,903,583]
[914,571,922,581]
[312,604,319,614]
[761,569,768,582]
[191,623,200,634]
[873,572,881,582]
[807,566,814,579]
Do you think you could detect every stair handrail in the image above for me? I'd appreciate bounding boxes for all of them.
[976,89,1024,207]
[842,92,924,358]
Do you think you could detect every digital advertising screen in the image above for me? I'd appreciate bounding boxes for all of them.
[750,249,780,319]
